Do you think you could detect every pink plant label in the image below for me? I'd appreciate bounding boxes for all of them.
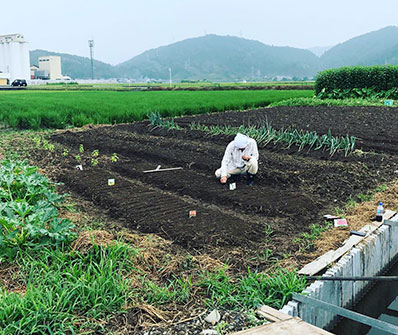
[334,218,348,227]
[189,210,196,218]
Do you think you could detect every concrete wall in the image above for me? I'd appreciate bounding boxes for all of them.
[281,215,398,330]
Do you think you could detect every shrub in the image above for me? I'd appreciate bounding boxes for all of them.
[315,65,398,96]
[0,160,75,257]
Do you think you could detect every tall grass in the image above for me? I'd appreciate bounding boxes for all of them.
[0,90,313,129]
[0,244,136,334]
[197,267,306,309]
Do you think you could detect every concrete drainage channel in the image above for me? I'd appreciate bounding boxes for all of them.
[281,212,398,333]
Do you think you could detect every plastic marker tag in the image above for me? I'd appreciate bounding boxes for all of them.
[229,183,236,190]
[76,165,83,171]
[189,210,196,218]
[384,100,394,106]
[108,178,115,186]
[323,214,340,220]
[350,230,366,237]
[334,218,348,227]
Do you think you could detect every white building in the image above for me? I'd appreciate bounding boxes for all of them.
[30,64,39,79]
[38,56,63,80]
[0,33,30,82]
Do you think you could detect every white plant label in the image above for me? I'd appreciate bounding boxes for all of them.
[76,165,83,171]
[229,183,236,190]
[108,178,115,186]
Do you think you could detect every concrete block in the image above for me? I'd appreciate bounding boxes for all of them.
[379,225,390,269]
[389,219,398,258]
[280,304,294,316]
[362,235,377,276]
[287,301,299,317]
[340,254,353,308]
[316,274,334,326]
[300,288,315,324]
[312,282,328,328]
[291,212,398,330]
[351,247,365,299]
[333,267,343,307]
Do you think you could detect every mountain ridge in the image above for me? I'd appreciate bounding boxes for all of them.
[30,26,398,80]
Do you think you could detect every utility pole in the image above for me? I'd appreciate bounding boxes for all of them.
[168,67,172,87]
[88,40,95,80]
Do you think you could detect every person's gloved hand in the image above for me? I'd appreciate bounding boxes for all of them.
[220,176,227,183]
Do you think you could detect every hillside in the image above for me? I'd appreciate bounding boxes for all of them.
[30,50,117,79]
[30,26,398,81]
[320,26,398,69]
[308,46,332,57]
[115,35,321,81]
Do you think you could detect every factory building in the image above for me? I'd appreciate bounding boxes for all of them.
[37,56,63,80]
[0,33,30,83]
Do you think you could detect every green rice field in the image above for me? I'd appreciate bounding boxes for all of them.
[0,90,313,129]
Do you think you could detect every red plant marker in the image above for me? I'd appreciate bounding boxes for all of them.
[334,218,348,227]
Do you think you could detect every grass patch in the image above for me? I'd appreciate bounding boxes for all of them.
[198,267,307,310]
[333,183,389,215]
[0,243,136,334]
[140,275,193,305]
[294,221,333,253]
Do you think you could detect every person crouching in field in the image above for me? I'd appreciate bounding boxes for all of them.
[215,133,259,186]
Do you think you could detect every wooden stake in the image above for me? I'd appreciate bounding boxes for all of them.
[143,167,183,173]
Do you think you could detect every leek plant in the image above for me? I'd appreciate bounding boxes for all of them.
[190,122,356,156]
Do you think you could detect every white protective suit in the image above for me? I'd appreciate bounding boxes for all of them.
[215,134,259,179]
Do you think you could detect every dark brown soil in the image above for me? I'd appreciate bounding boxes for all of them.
[45,105,398,269]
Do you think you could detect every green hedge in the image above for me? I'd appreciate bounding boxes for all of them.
[315,65,398,95]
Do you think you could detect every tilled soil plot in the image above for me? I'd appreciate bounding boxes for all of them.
[50,106,398,269]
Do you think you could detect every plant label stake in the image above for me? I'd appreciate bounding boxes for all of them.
[229,183,236,190]
[189,210,196,218]
[76,165,83,171]
[324,214,340,220]
[108,178,115,186]
[144,165,183,173]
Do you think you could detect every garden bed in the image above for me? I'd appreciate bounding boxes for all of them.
[42,105,398,271]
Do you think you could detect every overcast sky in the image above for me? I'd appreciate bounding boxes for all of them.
[2,0,397,64]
